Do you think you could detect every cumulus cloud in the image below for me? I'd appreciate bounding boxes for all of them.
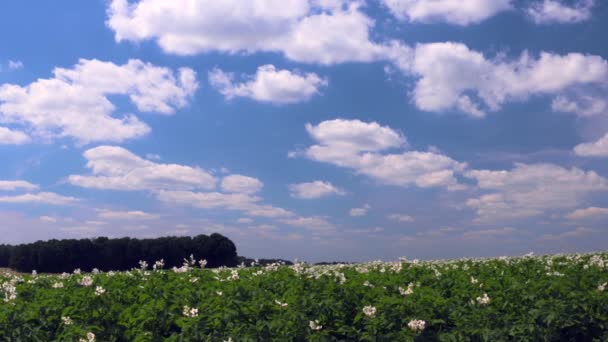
[297,119,467,190]
[400,42,608,117]
[0,59,197,144]
[462,227,517,240]
[0,126,30,144]
[0,192,80,205]
[527,0,594,24]
[465,163,608,222]
[8,60,23,70]
[209,65,327,104]
[221,175,264,194]
[540,227,597,240]
[0,180,38,191]
[68,146,216,191]
[280,216,335,231]
[388,213,414,222]
[382,0,512,25]
[566,207,608,220]
[551,94,607,116]
[96,209,159,220]
[107,0,386,65]
[157,190,294,218]
[289,180,345,199]
[574,133,608,157]
[349,204,370,217]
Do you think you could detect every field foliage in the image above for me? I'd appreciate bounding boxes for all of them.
[1,252,608,341]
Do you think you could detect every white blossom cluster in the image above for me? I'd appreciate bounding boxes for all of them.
[95,286,106,296]
[408,319,426,332]
[309,320,323,330]
[399,282,416,296]
[78,332,95,342]
[182,305,199,318]
[362,305,377,317]
[476,293,491,305]
[78,276,94,287]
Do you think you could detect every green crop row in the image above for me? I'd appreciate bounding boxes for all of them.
[1,253,607,341]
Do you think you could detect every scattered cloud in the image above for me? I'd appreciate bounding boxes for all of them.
[96,209,159,220]
[0,59,197,144]
[574,133,608,157]
[298,119,467,190]
[8,60,23,70]
[68,146,216,191]
[540,226,597,240]
[398,42,608,117]
[237,217,254,224]
[462,227,517,240]
[39,216,58,223]
[345,226,384,234]
[465,163,608,222]
[551,94,607,116]
[0,127,30,145]
[527,0,594,24]
[566,207,608,220]
[0,180,38,191]
[349,204,370,217]
[289,180,345,199]
[221,175,263,194]
[157,190,294,218]
[280,215,336,231]
[0,192,80,205]
[107,0,387,65]
[209,65,327,104]
[388,213,414,222]
[382,0,512,25]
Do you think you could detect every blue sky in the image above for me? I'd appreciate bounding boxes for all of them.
[1,0,607,262]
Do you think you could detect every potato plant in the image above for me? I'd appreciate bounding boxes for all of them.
[1,253,607,341]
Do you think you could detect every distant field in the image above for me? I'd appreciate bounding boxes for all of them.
[1,253,607,341]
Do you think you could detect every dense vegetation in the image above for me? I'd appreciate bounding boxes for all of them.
[0,233,237,272]
[1,252,607,341]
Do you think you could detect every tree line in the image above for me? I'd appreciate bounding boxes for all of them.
[0,233,238,273]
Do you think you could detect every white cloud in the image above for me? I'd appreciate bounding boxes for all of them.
[345,226,384,234]
[289,180,345,199]
[462,227,517,240]
[209,65,327,104]
[566,207,608,220]
[540,227,597,240]
[527,0,594,24]
[0,126,30,144]
[382,0,512,25]
[39,216,58,223]
[349,204,370,217]
[299,119,467,190]
[281,216,335,231]
[305,118,407,153]
[107,0,387,65]
[0,59,197,144]
[0,180,38,191]
[574,133,608,157]
[68,146,216,191]
[0,192,79,205]
[465,163,608,222]
[97,209,159,220]
[551,94,607,116]
[388,213,414,222]
[157,190,294,218]
[401,42,608,117]
[237,217,254,224]
[8,60,24,70]
[221,175,263,194]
